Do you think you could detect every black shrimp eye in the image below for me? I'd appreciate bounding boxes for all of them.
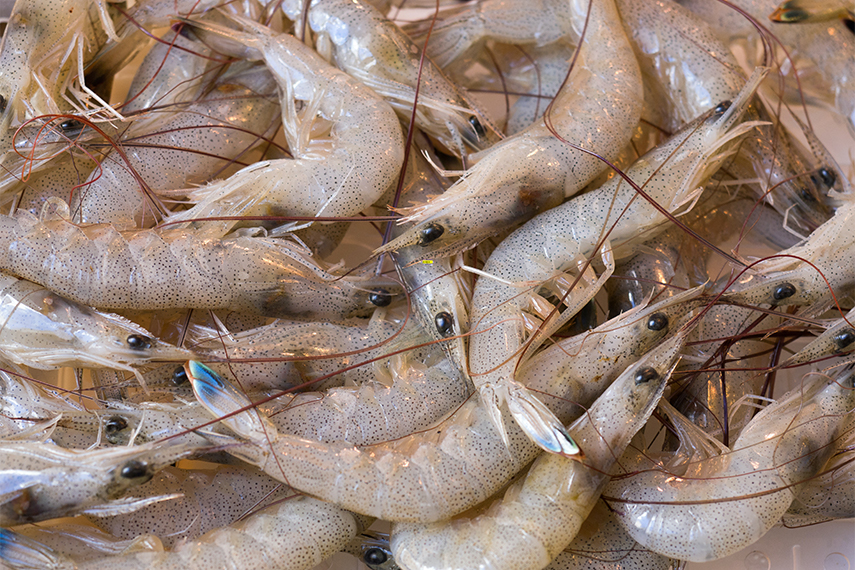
[634,366,660,385]
[369,288,392,307]
[468,115,486,138]
[844,18,854,35]
[418,223,444,246]
[772,282,797,301]
[59,118,83,132]
[833,328,855,350]
[818,167,837,188]
[713,100,732,115]
[104,416,128,435]
[646,313,669,331]
[120,460,150,479]
[172,366,188,386]
[126,334,152,350]
[435,311,454,336]
[799,187,817,203]
[363,547,388,566]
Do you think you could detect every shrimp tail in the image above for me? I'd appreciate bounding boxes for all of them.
[0,528,66,570]
[186,360,279,444]
[503,379,583,458]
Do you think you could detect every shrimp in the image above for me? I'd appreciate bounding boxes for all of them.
[388,333,683,570]
[618,0,839,234]
[777,305,855,368]
[0,439,204,525]
[87,464,293,548]
[466,69,766,454]
[157,15,404,245]
[390,141,471,378]
[73,53,282,230]
[681,0,855,136]
[374,0,644,262]
[0,495,372,570]
[0,201,401,317]
[184,286,702,523]
[277,0,499,158]
[721,200,855,315]
[0,0,115,140]
[0,269,191,381]
[783,418,855,526]
[606,366,855,562]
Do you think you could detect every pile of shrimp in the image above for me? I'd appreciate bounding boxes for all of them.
[0,0,853,568]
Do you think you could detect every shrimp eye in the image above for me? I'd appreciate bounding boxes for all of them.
[833,328,855,350]
[772,282,797,301]
[172,366,188,385]
[369,288,392,307]
[363,547,388,566]
[647,313,669,331]
[59,118,83,132]
[104,416,128,435]
[818,167,837,188]
[120,460,150,480]
[126,334,152,350]
[435,311,454,336]
[419,223,444,245]
[713,100,732,115]
[845,18,854,35]
[634,367,660,385]
[799,187,817,203]
[468,115,486,138]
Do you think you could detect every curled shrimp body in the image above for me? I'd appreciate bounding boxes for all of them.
[0,204,399,317]
[0,269,191,379]
[278,0,498,158]
[607,368,855,562]
[375,0,643,262]
[74,63,281,230]
[467,70,765,454]
[161,15,404,243]
[388,334,682,570]
[0,495,372,570]
[187,287,702,523]
[0,439,204,526]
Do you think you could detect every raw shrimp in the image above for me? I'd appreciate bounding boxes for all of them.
[0,439,204,525]
[722,200,855,314]
[388,333,682,570]
[0,201,400,316]
[0,0,114,138]
[88,464,293,548]
[777,305,855,368]
[0,269,191,379]
[783,418,855,526]
[258,330,471,446]
[277,0,499,158]
[681,0,855,135]
[73,56,282,230]
[375,0,644,262]
[160,15,403,244]
[391,143,470,378]
[466,69,766,454]
[606,366,855,562]
[186,286,702,523]
[618,0,839,234]
[0,495,372,570]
